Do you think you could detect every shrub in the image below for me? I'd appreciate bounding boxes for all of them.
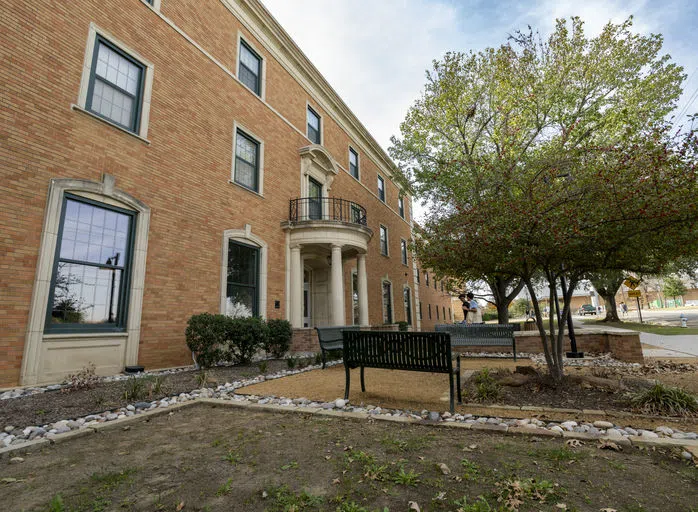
[286,356,297,369]
[629,382,698,416]
[185,313,227,369]
[473,367,501,402]
[123,376,146,401]
[264,319,292,358]
[481,311,498,322]
[225,317,268,364]
[64,363,99,392]
[397,321,409,331]
[508,299,529,319]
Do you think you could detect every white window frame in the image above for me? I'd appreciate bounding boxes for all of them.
[349,146,360,180]
[400,238,408,265]
[377,175,385,202]
[235,32,266,100]
[231,121,265,196]
[74,23,155,141]
[142,0,162,10]
[306,102,323,145]
[379,224,389,256]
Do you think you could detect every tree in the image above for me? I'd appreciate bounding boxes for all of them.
[391,17,697,381]
[589,270,626,322]
[663,275,687,306]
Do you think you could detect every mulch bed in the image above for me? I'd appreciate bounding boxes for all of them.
[0,361,288,428]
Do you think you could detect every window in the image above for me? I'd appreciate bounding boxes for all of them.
[443,306,446,320]
[419,302,423,320]
[448,308,452,321]
[86,36,145,133]
[436,306,440,320]
[441,281,444,292]
[352,272,359,325]
[428,304,432,320]
[398,196,405,218]
[382,281,393,324]
[434,278,437,290]
[403,288,412,326]
[416,269,420,284]
[350,203,363,224]
[377,176,385,202]
[349,147,359,179]
[239,40,262,96]
[307,106,321,144]
[379,225,388,256]
[46,195,135,332]
[425,272,429,286]
[226,240,259,317]
[400,239,408,265]
[234,129,260,192]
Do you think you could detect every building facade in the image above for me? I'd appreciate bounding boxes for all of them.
[1,0,451,387]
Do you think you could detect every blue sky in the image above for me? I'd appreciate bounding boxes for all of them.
[263,0,698,152]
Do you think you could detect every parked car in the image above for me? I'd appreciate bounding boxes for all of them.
[578,304,597,316]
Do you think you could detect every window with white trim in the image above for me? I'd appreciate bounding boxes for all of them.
[234,129,260,192]
[238,39,262,96]
[377,175,385,202]
[307,106,321,144]
[379,225,388,256]
[400,239,408,265]
[382,281,393,324]
[398,196,405,218]
[349,147,359,179]
[226,240,259,317]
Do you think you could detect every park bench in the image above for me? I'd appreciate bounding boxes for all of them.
[315,325,360,369]
[435,324,517,361]
[342,330,461,413]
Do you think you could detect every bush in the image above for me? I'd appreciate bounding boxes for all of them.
[481,310,498,322]
[473,367,501,402]
[64,363,99,392]
[185,313,227,369]
[397,321,409,331]
[225,317,268,364]
[508,299,529,319]
[629,382,698,416]
[265,319,292,358]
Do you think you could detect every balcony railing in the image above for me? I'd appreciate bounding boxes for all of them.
[289,197,368,226]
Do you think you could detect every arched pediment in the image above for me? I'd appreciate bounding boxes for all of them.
[299,144,339,177]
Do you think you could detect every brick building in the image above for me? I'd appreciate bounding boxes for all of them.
[1,0,451,386]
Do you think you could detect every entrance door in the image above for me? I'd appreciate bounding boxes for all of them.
[303,270,312,327]
[308,178,322,220]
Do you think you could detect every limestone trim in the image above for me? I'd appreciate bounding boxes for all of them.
[76,22,155,140]
[142,0,162,11]
[20,176,151,386]
[220,225,269,319]
[232,121,265,196]
[235,30,267,101]
[299,145,338,195]
[283,221,373,253]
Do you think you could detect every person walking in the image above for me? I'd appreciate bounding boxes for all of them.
[620,301,628,318]
[465,292,483,324]
[458,293,470,324]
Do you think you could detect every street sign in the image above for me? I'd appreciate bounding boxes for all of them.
[624,276,641,290]
[627,290,642,298]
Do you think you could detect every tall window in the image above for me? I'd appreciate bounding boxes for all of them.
[400,239,408,265]
[436,306,440,320]
[398,196,405,218]
[349,147,359,179]
[416,269,420,284]
[428,304,432,319]
[352,272,359,325]
[379,225,388,255]
[47,195,135,332]
[307,106,321,144]
[419,302,423,320]
[443,306,446,320]
[425,272,429,286]
[377,176,385,202]
[403,288,412,326]
[226,241,259,317]
[382,281,393,324]
[448,308,452,321]
[86,36,145,133]
[234,129,260,192]
[239,40,262,96]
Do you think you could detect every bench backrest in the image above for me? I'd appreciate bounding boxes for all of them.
[343,330,453,374]
[316,325,360,345]
[435,324,515,338]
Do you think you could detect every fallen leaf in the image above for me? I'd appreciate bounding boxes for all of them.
[332,478,340,485]
[418,456,425,461]
[598,440,622,451]
[324,455,331,460]
[565,439,583,448]
[434,491,446,501]
[599,509,617,512]
[343,446,352,451]
[437,463,451,475]
[408,501,421,511]
[176,501,185,511]
[555,504,567,510]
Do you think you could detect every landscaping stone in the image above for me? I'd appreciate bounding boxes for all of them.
[334,399,346,409]
[593,420,614,429]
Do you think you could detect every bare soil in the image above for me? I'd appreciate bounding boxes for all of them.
[0,361,289,429]
[3,404,696,512]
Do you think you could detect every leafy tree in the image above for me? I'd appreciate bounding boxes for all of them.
[663,275,687,305]
[391,17,697,381]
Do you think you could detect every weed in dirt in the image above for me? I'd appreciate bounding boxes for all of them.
[122,377,146,401]
[314,353,323,365]
[494,478,563,510]
[473,368,501,402]
[265,484,324,511]
[628,382,698,416]
[64,363,99,392]
[623,504,648,512]
[90,468,137,490]
[363,461,391,482]
[211,438,222,447]
[460,458,480,480]
[453,496,498,511]
[381,433,433,453]
[391,467,421,486]
[48,494,65,512]
[607,459,627,470]
[280,461,299,470]
[286,356,297,369]
[527,446,584,465]
[223,449,241,465]
[195,370,208,388]
[258,360,268,374]
[216,478,233,496]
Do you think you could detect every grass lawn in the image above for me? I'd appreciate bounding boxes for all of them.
[5,404,696,511]
[582,319,698,335]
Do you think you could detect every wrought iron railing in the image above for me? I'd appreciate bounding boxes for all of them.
[289,197,368,226]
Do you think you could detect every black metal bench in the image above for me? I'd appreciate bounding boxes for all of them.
[435,324,517,361]
[315,325,360,369]
[342,330,461,413]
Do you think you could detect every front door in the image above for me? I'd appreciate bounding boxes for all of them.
[308,178,322,220]
[303,270,312,327]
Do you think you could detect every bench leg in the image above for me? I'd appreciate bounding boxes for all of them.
[344,364,350,400]
[360,366,366,392]
[322,348,327,369]
[456,355,462,405]
[449,369,455,414]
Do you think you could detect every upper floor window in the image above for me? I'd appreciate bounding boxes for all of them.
[234,129,260,192]
[239,40,262,96]
[425,272,429,286]
[47,195,135,332]
[398,196,405,218]
[86,36,145,133]
[416,270,420,284]
[349,147,359,179]
[379,225,388,256]
[307,106,321,144]
[377,176,385,202]
[400,239,408,265]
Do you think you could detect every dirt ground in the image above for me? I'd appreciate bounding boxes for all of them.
[3,404,696,512]
[0,361,290,429]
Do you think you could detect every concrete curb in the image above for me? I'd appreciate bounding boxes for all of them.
[1,398,696,460]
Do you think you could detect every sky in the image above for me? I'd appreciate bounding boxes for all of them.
[262,0,698,219]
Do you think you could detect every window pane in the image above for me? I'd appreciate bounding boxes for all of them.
[226,285,255,318]
[404,288,412,326]
[227,241,259,317]
[382,282,392,323]
[235,132,258,190]
[50,262,122,325]
[307,108,320,143]
[96,42,140,95]
[240,43,260,76]
[236,133,257,165]
[308,125,320,144]
[91,79,134,129]
[239,64,260,95]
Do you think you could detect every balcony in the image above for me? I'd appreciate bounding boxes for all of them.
[289,197,368,226]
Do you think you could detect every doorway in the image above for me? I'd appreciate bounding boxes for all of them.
[308,177,322,220]
[303,269,312,327]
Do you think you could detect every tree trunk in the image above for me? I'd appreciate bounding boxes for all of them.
[495,302,510,324]
[600,292,620,322]
[589,271,625,323]
[486,275,524,324]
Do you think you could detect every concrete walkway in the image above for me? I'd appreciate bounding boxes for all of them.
[639,332,698,358]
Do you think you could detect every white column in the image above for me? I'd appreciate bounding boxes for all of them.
[331,244,345,326]
[357,253,369,327]
[290,245,303,328]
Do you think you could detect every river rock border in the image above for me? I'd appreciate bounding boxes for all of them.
[2,362,697,464]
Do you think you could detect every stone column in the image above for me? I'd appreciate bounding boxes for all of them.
[357,252,369,326]
[290,245,303,328]
[330,244,345,326]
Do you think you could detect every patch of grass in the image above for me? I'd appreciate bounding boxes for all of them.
[224,449,241,465]
[47,494,65,512]
[380,434,433,453]
[391,467,421,486]
[582,320,698,335]
[280,461,299,471]
[453,496,498,511]
[460,458,480,480]
[265,484,324,511]
[258,360,268,374]
[527,446,584,464]
[607,459,627,471]
[216,478,233,496]
[122,377,146,401]
[90,468,137,490]
[629,382,698,416]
